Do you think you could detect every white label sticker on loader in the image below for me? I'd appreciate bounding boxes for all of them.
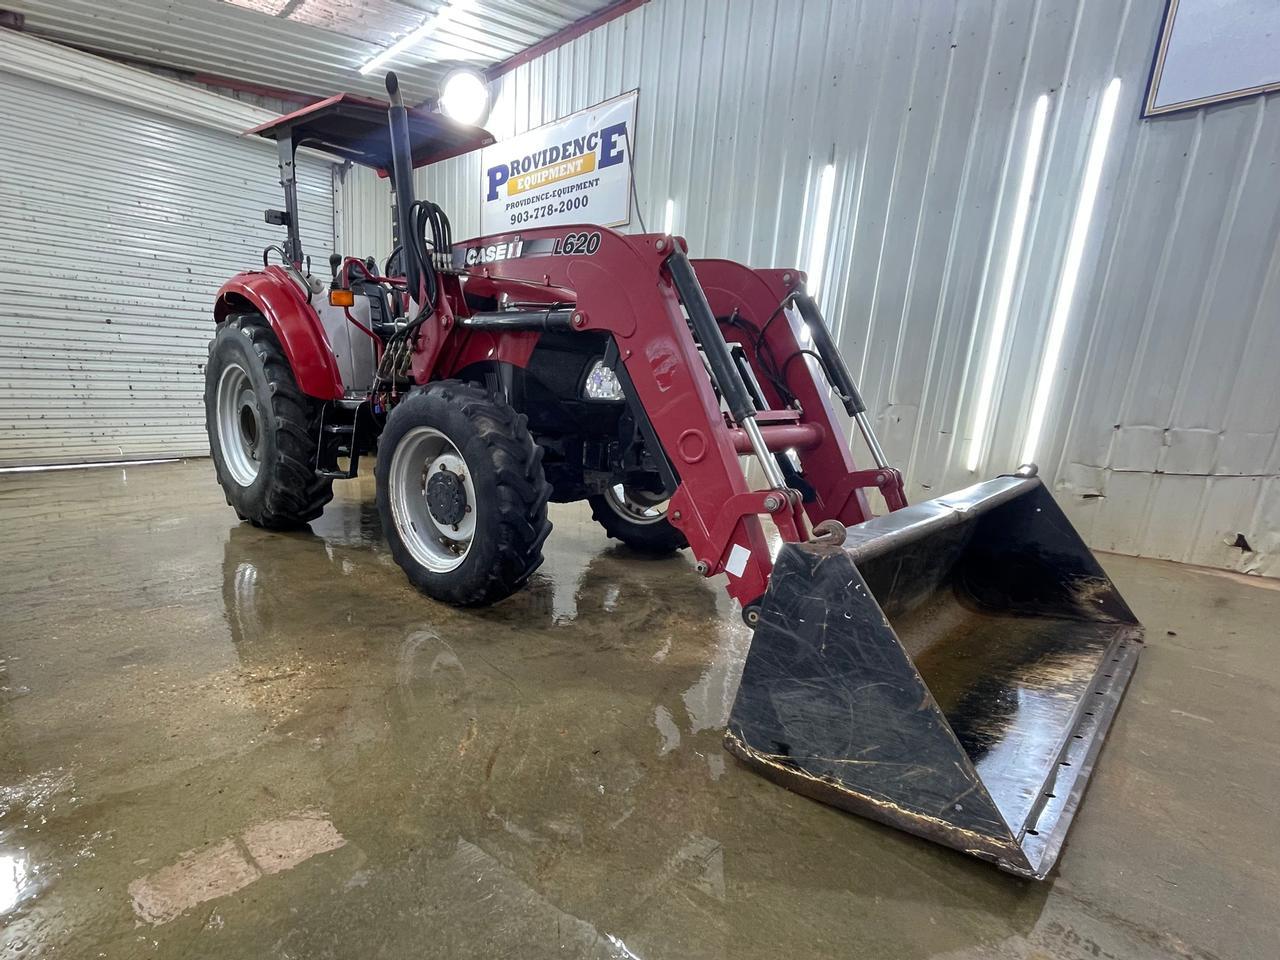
[725,544,751,579]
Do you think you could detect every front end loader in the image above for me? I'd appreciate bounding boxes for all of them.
[203,73,1142,878]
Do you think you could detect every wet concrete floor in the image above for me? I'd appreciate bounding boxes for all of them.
[0,459,1276,959]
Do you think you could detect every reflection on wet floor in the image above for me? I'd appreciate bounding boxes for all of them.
[0,850,31,915]
[0,459,1276,959]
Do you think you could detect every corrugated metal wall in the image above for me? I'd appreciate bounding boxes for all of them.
[340,0,1280,577]
[0,33,334,466]
[334,164,395,268]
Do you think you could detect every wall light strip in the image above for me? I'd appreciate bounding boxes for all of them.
[966,93,1051,472]
[1021,77,1122,466]
[663,197,675,234]
[805,163,837,293]
[359,0,475,76]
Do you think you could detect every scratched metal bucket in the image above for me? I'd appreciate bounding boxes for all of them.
[724,473,1142,879]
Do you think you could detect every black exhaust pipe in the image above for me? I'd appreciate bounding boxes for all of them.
[385,72,423,305]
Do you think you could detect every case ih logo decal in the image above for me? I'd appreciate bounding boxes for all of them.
[463,240,525,266]
[479,92,638,234]
[455,232,602,269]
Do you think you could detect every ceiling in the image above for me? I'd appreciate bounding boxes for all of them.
[5,0,620,104]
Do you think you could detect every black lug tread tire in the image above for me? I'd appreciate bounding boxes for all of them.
[204,313,333,529]
[376,381,552,607]
[587,492,688,555]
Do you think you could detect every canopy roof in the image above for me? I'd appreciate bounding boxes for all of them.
[246,94,494,173]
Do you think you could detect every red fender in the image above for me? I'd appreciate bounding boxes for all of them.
[214,266,343,400]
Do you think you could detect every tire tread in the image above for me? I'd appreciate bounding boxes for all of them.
[378,381,552,607]
[204,313,332,528]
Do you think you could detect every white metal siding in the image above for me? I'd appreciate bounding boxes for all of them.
[349,0,1279,577]
[334,163,395,267]
[0,68,334,466]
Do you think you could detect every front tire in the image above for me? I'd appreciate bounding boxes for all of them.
[588,485,687,554]
[204,313,332,528]
[376,381,552,607]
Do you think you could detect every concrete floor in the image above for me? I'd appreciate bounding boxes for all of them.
[0,460,1276,959]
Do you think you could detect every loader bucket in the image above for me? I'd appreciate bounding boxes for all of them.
[725,474,1142,879]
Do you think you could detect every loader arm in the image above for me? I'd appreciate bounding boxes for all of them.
[447,226,801,606]
[443,223,908,611]
[691,259,907,525]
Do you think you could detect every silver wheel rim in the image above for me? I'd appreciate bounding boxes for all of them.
[216,363,262,487]
[389,426,476,572]
[605,484,669,526]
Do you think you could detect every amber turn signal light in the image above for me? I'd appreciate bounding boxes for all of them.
[329,288,355,307]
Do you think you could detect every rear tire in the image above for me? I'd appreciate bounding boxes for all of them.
[204,313,332,528]
[376,381,552,607]
[588,485,687,554]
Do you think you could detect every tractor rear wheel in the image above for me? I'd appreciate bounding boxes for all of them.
[588,485,688,554]
[376,381,552,606]
[204,313,332,528]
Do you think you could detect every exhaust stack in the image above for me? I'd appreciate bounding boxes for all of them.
[384,72,422,304]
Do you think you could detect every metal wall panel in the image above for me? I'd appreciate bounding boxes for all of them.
[342,0,1280,577]
[334,163,395,266]
[0,46,334,466]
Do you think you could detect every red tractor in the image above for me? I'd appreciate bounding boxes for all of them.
[204,74,1143,879]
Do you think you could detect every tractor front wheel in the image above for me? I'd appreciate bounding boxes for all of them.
[204,313,333,529]
[588,485,688,554]
[376,381,552,606]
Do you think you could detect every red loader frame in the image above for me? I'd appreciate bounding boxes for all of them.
[450,226,908,608]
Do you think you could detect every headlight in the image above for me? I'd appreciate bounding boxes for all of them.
[583,359,624,401]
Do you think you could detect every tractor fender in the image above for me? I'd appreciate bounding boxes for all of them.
[214,267,344,400]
